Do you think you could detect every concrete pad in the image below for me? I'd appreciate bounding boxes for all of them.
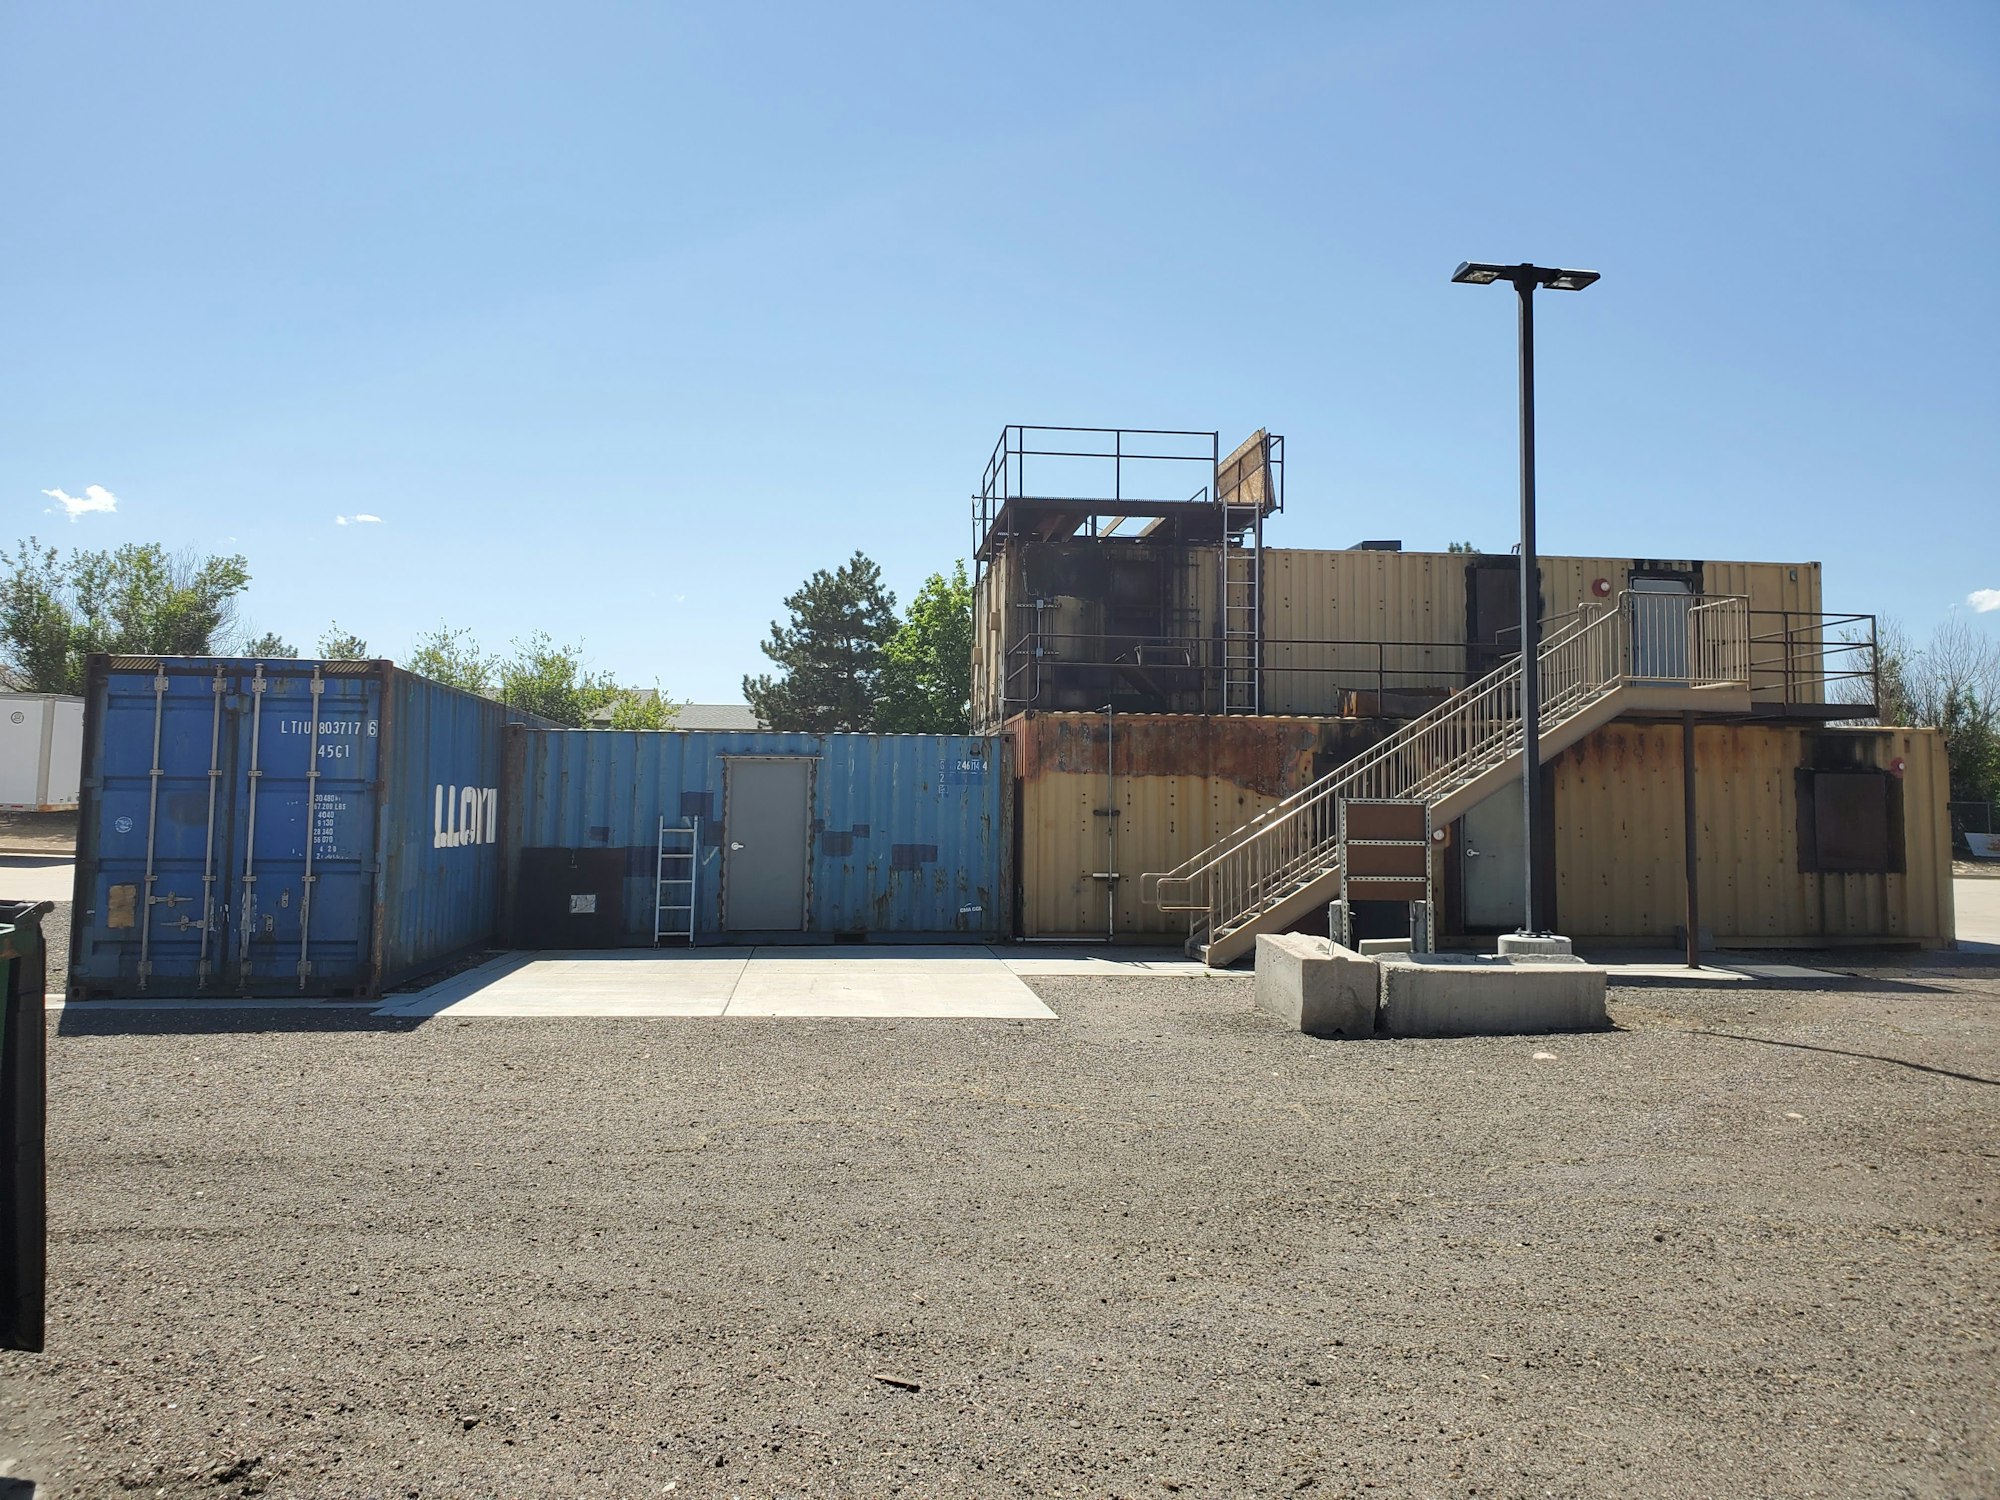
[379,951,748,1018]
[377,946,1056,1021]
[1597,962,1751,984]
[1378,952,1607,1037]
[1955,877,2000,952]
[1728,963,1844,982]
[724,954,1052,1018]
[0,857,73,905]
[1253,934,1378,1038]
[992,946,1215,977]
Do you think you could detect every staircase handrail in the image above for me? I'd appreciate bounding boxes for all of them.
[1142,605,1611,912]
[1143,591,1749,930]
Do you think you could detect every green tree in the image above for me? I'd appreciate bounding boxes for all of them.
[407,622,498,694]
[500,631,619,726]
[1941,688,2000,805]
[317,624,369,660]
[606,687,682,730]
[241,631,298,658]
[1848,616,2000,805]
[1446,541,1481,554]
[743,551,897,732]
[0,537,251,693]
[877,562,973,733]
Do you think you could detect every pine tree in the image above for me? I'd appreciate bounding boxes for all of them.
[743,551,897,732]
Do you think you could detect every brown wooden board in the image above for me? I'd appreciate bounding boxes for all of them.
[1344,843,1429,878]
[1344,879,1430,902]
[1343,801,1427,841]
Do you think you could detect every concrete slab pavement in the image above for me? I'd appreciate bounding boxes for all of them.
[1955,877,2000,951]
[0,856,73,905]
[378,946,1058,1020]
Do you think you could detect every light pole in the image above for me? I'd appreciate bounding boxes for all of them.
[1450,261,1599,935]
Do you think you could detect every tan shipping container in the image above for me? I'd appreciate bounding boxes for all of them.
[1013,711,1949,950]
[1258,549,1824,716]
[1547,721,1950,947]
[1007,712,1390,938]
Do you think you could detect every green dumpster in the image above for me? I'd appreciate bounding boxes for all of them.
[0,898,50,1353]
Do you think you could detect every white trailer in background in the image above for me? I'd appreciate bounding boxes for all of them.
[0,694,84,811]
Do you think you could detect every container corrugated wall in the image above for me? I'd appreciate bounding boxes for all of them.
[1010,712,1391,938]
[1549,722,1951,946]
[69,657,528,998]
[373,668,517,989]
[1261,550,1468,712]
[1257,550,1824,716]
[505,730,1007,943]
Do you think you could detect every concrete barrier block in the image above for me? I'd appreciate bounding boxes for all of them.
[1378,952,1607,1037]
[1359,938,1413,956]
[1254,933,1378,1039]
[1497,933,1576,959]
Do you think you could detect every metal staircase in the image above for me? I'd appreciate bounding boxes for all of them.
[1144,592,1752,966]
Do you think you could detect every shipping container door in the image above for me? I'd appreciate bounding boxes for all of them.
[1461,790,1526,931]
[724,758,810,931]
[1628,577,1693,681]
[228,667,382,992]
[78,665,242,992]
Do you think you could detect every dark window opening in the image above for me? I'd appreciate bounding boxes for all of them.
[1797,768,1902,874]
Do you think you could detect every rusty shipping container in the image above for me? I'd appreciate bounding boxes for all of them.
[69,656,539,998]
[975,543,1824,728]
[1007,711,1395,939]
[503,730,1009,944]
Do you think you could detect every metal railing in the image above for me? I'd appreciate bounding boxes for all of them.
[973,426,1221,565]
[1000,631,1474,714]
[1141,591,1752,947]
[1747,610,1878,708]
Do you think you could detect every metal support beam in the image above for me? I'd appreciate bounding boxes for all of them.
[1517,278,1545,935]
[1683,711,1701,969]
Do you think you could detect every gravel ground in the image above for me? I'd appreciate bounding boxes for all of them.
[0,813,76,856]
[2,953,1997,1499]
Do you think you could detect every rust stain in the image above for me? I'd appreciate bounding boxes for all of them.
[1008,712,1388,797]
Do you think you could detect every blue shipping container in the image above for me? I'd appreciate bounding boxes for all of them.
[504,730,1010,944]
[69,656,524,997]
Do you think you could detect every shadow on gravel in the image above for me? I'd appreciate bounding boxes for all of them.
[55,1006,421,1038]
[1693,1028,2000,1088]
[0,1477,38,1498]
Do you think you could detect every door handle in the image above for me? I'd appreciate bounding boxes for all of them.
[1466,846,1481,857]
[729,841,745,851]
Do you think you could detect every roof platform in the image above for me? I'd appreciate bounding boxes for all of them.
[972,425,1283,564]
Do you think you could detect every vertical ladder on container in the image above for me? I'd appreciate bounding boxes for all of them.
[1220,505,1262,714]
[654,816,698,945]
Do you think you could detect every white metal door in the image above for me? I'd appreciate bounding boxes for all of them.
[723,759,810,931]
[1628,577,1693,680]
[1462,790,1526,930]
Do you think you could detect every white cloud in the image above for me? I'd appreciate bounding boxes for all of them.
[1970,589,2000,614]
[335,513,384,526]
[41,484,118,521]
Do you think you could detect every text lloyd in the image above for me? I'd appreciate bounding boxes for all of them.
[434,785,499,848]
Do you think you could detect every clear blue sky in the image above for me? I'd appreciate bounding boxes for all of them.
[4,1,1995,700]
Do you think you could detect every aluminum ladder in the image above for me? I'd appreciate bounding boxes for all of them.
[654,816,698,944]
